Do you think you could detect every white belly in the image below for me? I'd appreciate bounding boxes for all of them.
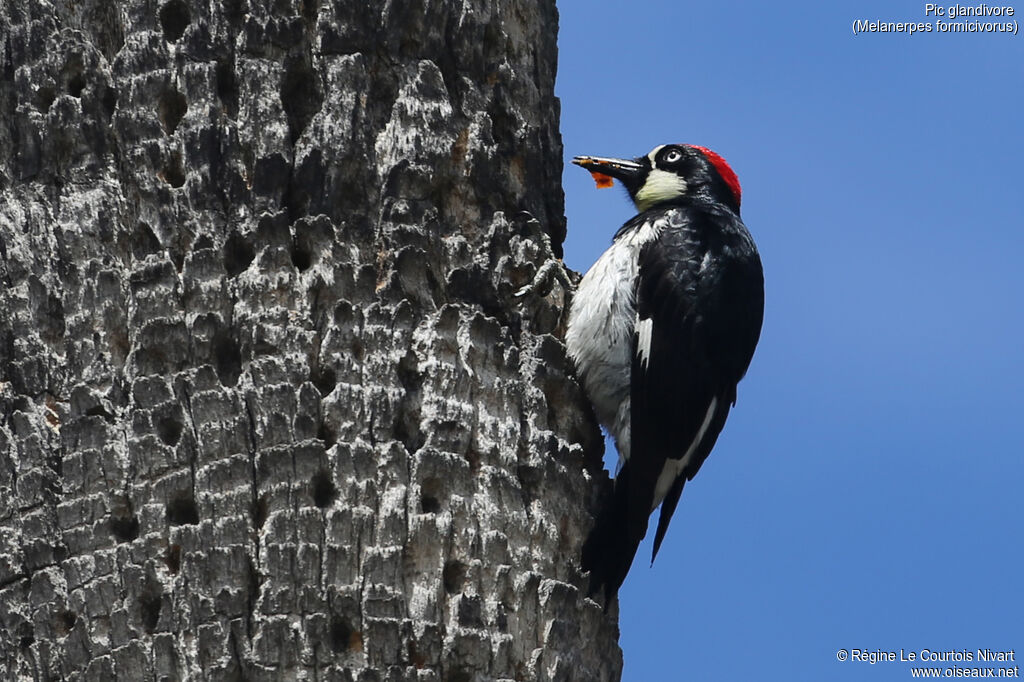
[565,237,643,461]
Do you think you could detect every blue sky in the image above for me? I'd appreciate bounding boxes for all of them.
[555,1,1024,679]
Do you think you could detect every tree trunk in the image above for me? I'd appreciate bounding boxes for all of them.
[0,0,623,679]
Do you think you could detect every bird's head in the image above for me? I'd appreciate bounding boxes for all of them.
[573,144,741,213]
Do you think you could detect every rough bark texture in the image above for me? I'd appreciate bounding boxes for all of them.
[0,0,622,679]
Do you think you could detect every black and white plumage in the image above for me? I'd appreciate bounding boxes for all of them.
[566,144,764,600]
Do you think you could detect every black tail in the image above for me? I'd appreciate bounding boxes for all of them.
[580,464,651,602]
[650,475,686,563]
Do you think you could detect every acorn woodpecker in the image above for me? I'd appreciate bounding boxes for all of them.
[567,144,764,599]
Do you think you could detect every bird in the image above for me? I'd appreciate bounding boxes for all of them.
[565,143,764,600]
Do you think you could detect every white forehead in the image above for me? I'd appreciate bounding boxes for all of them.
[647,145,666,165]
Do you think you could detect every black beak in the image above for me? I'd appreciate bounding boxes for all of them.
[572,155,646,195]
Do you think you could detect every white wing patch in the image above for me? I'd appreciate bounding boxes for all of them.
[650,397,719,511]
[636,317,654,369]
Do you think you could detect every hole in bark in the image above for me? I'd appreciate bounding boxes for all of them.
[311,366,336,396]
[407,639,428,669]
[19,631,34,649]
[329,617,361,653]
[159,0,190,42]
[223,230,255,277]
[215,58,238,115]
[496,601,509,632]
[252,495,268,529]
[464,449,481,473]
[214,334,242,387]
[85,404,114,422]
[131,222,161,259]
[517,464,542,501]
[311,470,336,508]
[457,595,483,628]
[158,86,187,135]
[395,350,423,454]
[280,56,322,144]
[68,72,86,98]
[37,85,55,111]
[224,0,246,24]
[317,420,336,447]
[110,512,140,543]
[290,242,312,271]
[156,411,183,446]
[300,0,318,23]
[162,152,186,188]
[139,591,162,633]
[420,477,442,513]
[393,419,423,455]
[166,494,199,525]
[446,669,472,682]
[282,180,304,223]
[54,611,77,636]
[442,560,466,595]
[102,86,118,118]
[165,543,182,573]
[397,350,420,387]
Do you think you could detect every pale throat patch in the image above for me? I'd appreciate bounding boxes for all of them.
[634,168,688,212]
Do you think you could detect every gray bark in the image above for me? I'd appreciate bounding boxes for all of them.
[0,0,622,679]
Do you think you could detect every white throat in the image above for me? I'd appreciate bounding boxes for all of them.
[634,168,687,212]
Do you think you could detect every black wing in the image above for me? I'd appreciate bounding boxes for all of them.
[582,203,763,600]
[633,203,764,562]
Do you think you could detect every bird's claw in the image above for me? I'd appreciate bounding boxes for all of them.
[515,257,573,299]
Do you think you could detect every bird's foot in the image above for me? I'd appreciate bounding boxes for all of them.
[512,211,576,299]
[514,257,574,299]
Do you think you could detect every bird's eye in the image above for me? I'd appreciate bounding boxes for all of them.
[662,149,683,164]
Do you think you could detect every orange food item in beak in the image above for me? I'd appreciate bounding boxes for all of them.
[590,171,614,189]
